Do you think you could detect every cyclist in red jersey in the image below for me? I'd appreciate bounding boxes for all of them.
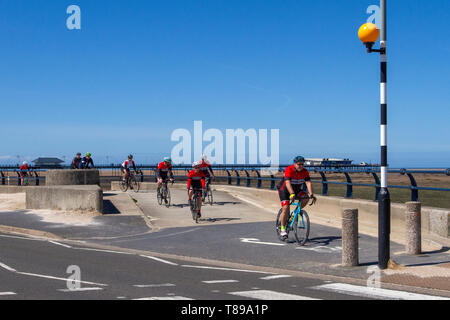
[19,161,30,185]
[156,157,174,189]
[121,154,137,183]
[277,156,316,240]
[187,161,206,218]
[199,155,215,198]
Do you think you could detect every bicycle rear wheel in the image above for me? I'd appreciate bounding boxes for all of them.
[293,210,310,246]
[119,179,128,192]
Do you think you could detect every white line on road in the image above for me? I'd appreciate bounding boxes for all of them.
[48,240,72,249]
[181,265,275,275]
[134,284,176,288]
[240,238,286,246]
[0,262,17,273]
[202,280,239,284]
[134,296,194,300]
[312,283,450,300]
[140,255,178,266]
[18,272,108,287]
[58,287,104,292]
[228,290,320,300]
[259,275,292,280]
[74,247,134,255]
[0,292,17,296]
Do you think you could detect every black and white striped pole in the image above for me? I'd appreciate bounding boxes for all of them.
[358,0,390,270]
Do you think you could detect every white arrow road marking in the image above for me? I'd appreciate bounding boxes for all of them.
[0,262,17,272]
[0,292,17,296]
[240,238,286,246]
[312,283,450,300]
[228,290,320,300]
[140,255,178,266]
[296,246,342,253]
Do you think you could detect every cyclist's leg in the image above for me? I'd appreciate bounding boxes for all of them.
[278,188,290,235]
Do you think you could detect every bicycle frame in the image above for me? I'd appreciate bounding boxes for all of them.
[287,201,307,230]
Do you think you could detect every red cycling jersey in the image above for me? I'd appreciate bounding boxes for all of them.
[278,165,310,192]
[187,170,205,189]
[199,161,213,177]
[122,160,136,169]
[20,164,29,171]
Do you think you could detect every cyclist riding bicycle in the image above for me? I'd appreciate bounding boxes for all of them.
[187,161,206,218]
[199,155,215,198]
[71,153,82,169]
[20,161,30,185]
[156,157,174,189]
[121,154,138,183]
[277,156,316,241]
[81,153,95,169]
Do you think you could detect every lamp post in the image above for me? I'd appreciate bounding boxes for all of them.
[358,0,390,270]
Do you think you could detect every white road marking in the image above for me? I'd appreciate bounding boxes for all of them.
[260,275,292,280]
[312,283,450,300]
[58,287,104,292]
[0,292,17,296]
[134,284,176,288]
[140,255,178,266]
[202,280,239,284]
[240,238,286,246]
[0,262,17,273]
[296,246,342,253]
[181,265,274,275]
[18,272,108,287]
[228,290,320,300]
[75,247,134,255]
[134,296,194,300]
[48,240,72,249]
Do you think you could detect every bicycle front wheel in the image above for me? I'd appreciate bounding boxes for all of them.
[293,210,310,246]
[157,187,163,205]
[119,179,128,192]
[131,176,140,193]
[207,187,213,205]
[165,187,171,208]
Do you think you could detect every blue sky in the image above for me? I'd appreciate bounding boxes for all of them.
[1,0,449,167]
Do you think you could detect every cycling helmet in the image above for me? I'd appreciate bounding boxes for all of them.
[23,161,28,165]
[164,157,172,163]
[76,152,81,156]
[86,152,92,157]
[201,154,207,161]
[293,156,305,164]
[128,154,133,159]
[192,161,201,168]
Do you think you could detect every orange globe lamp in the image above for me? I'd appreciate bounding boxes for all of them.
[358,23,380,52]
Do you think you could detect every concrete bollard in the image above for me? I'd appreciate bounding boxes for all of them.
[405,202,421,255]
[342,208,359,267]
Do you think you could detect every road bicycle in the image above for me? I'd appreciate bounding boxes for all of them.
[276,194,316,246]
[202,177,214,206]
[20,171,31,186]
[119,171,140,193]
[189,187,204,223]
[157,179,173,208]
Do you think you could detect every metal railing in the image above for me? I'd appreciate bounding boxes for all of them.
[1,164,449,202]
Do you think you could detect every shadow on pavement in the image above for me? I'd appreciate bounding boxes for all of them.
[308,236,342,246]
[103,200,120,215]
